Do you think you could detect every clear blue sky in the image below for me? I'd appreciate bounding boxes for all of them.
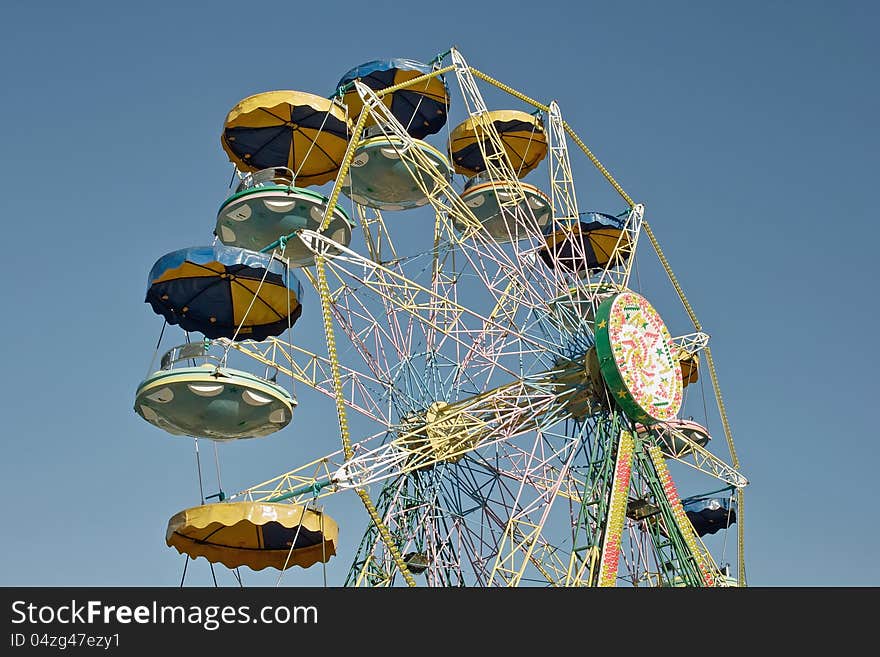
[1,0,876,587]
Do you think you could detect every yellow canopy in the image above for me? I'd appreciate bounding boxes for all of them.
[222,90,351,187]
[539,217,631,274]
[166,501,338,571]
[449,110,547,178]
[340,67,448,138]
[678,351,700,387]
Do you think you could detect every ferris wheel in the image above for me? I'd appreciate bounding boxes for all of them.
[134,47,748,587]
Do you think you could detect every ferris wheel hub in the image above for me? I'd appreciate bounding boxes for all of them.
[397,401,486,466]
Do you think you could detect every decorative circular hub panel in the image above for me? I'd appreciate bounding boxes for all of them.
[594,291,683,423]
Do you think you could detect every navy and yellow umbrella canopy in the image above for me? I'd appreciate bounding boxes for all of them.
[221,90,351,187]
[449,109,548,179]
[538,212,630,274]
[145,245,304,342]
[336,58,449,139]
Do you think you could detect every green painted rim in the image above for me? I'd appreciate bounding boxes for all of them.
[136,366,294,404]
[218,185,352,225]
[355,135,451,166]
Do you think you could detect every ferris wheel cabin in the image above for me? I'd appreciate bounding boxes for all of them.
[538,211,631,276]
[166,501,338,571]
[635,418,712,459]
[135,342,295,440]
[336,59,452,211]
[341,135,451,210]
[216,167,353,266]
[449,110,553,242]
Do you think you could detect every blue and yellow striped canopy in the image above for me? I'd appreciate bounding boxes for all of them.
[222,90,351,187]
[145,245,304,341]
[336,58,449,139]
[538,212,629,274]
[449,110,547,178]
